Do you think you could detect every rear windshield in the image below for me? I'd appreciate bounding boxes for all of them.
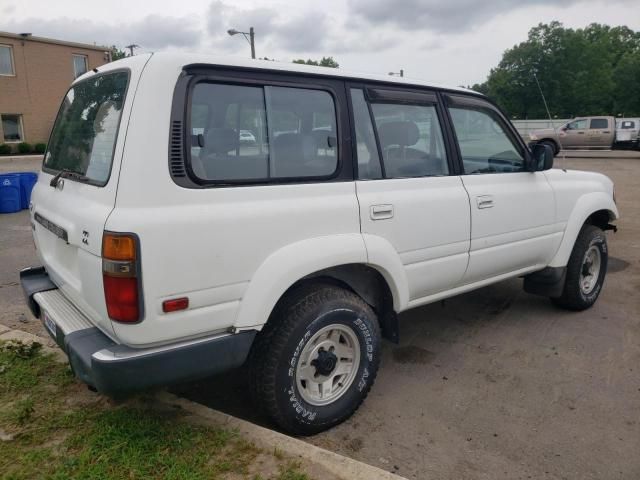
[43,71,129,185]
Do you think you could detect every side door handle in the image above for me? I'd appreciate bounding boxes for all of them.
[370,204,394,220]
[476,195,494,209]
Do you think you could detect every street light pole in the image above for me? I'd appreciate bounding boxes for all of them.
[228,27,256,59]
[388,69,404,77]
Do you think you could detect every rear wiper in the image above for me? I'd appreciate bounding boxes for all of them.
[49,169,88,188]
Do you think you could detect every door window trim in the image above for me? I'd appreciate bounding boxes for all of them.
[170,68,352,188]
[444,93,533,175]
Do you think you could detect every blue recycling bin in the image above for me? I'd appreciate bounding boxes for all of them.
[0,173,21,213]
[19,172,38,209]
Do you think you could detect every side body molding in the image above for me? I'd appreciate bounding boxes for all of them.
[548,192,618,268]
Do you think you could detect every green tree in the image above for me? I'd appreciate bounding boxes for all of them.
[110,46,128,61]
[477,22,640,118]
[292,56,339,68]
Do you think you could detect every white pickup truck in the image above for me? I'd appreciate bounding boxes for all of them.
[20,53,618,435]
[529,116,639,154]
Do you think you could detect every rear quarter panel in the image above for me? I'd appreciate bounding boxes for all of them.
[106,57,363,347]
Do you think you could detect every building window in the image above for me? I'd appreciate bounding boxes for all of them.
[0,45,15,76]
[73,54,88,78]
[1,115,24,142]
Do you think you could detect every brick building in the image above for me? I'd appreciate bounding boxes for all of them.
[0,32,111,150]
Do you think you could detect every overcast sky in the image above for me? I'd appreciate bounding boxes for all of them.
[1,0,639,86]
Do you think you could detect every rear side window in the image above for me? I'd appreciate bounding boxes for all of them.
[620,121,634,129]
[590,118,608,129]
[189,83,338,182]
[44,71,129,185]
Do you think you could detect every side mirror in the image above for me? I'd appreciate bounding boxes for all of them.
[531,143,554,171]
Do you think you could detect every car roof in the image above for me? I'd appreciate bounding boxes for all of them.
[141,52,481,97]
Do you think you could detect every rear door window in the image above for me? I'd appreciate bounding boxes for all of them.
[43,71,129,186]
[188,83,338,182]
[590,118,609,129]
[370,102,448,178]
[350,89,382,180]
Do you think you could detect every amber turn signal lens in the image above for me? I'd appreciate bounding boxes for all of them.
[103,233,137,261]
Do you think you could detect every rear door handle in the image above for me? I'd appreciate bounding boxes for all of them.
[476,195,494,209]
[370,204,394,220]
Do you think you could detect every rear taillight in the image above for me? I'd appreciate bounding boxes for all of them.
[102,232,141,323]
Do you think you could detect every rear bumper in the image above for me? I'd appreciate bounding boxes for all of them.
[19,266,256,395]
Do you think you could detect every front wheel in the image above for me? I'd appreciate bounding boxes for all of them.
[249,283,381,435]
[552,225,608,311]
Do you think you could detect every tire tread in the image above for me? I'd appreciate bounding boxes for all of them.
[248,283,380,435]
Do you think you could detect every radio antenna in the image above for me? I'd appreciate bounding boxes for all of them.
[533,71,564,165]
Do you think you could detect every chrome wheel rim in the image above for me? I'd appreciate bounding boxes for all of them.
[580,245,601,295]
[295,323,361,406]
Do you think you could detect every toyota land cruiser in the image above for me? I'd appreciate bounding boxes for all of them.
[20,53,618,435]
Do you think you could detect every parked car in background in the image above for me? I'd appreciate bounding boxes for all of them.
[615,118,640,149]
[21,53,618,435]
[239,130,257,144]
[529,116,639,154]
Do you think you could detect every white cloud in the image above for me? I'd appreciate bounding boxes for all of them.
[0,0,638,85]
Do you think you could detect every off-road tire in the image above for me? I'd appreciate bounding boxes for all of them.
[248,283,381,435]
[552,225,608,311]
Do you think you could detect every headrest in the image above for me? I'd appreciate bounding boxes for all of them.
[310,128,336,149]
[272,132,316,160]
[204,128,238,154]
[378,121,420,147]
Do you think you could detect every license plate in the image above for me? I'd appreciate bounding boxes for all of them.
[43,311,57,338]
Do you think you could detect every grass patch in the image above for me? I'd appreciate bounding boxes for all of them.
[0,341,312,479]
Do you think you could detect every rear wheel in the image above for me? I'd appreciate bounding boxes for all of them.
[249,283,381,435]
[552,225,608,311]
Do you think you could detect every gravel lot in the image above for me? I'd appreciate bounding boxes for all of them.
[2,153,639,480]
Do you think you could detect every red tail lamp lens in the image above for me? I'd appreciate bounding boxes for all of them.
[103,275,139,323]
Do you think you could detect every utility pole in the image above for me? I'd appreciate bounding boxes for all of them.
[249,27,255,59]
[389,69,404,77]
[125,44,140,56]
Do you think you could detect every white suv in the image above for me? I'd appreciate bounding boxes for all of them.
[20,53,618,435]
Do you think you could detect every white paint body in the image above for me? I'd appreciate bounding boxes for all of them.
[29,53,619,348]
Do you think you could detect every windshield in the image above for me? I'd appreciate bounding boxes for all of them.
[43,71,129,185]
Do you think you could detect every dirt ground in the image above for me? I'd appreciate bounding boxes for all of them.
[1,154,639,479]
